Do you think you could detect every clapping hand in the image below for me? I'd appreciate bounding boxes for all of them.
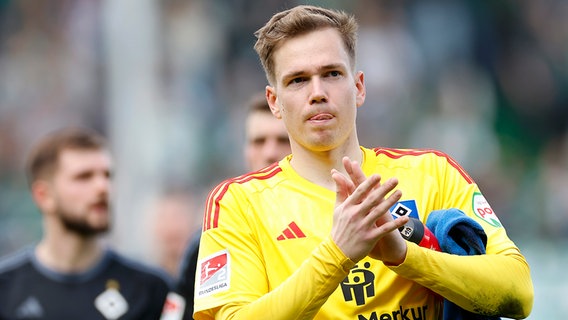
[331,157,408,264]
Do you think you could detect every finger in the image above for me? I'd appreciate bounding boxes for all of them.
[343,157,354,176]
[356,177,398,217]
[349,174,381,206]
[332,169,353,204]
[365,188,402,225]
[370,214,409,237]
[342,157,368,188]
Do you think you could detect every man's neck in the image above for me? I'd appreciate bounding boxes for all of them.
[35,232,104,273]
[289,139,363,190]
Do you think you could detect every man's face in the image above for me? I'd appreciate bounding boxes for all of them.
[244,110,291,171]
[47,149,112,236]
[267,27,365,152]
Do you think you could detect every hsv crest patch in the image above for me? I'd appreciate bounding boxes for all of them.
[196,249,230,298]
[472,192,502,227]
[390,200,420,220]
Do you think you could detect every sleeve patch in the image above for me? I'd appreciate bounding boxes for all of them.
[472,192,502,228]
[160,292,186,320]
[196,249,230,298]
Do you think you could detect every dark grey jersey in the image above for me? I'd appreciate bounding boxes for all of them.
[0,247,172,320]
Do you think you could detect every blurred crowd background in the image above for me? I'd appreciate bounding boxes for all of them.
[0,0,567,318]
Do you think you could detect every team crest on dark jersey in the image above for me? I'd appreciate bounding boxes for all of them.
[94,279,128,320]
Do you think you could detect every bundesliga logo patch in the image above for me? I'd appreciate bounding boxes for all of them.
[196,250,230,298]
[160,292,186,320]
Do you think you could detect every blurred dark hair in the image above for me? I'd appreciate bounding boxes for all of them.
[26,127,107,186]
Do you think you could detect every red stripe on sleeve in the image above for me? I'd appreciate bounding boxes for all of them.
[374,147,474,184]
[203,163,282,231]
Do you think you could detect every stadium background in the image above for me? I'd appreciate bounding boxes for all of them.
[0,0,566,318]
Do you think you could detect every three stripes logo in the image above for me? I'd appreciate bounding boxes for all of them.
[277,222,306,240]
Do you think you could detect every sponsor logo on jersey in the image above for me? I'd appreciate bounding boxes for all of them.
[342,262,431,320]
[94,280,129,320]
[472,192,501,227]
[16,296,43,318]
[390,200,420,220]
[276,221,306,240]
[357,304,429,320]
[341,261,375,306]
[196,250,230,298]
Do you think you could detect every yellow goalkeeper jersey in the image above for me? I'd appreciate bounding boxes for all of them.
[194,147,530,320]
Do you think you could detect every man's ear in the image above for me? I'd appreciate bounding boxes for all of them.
[265,86,282,119]
[31,180,53,214]
[355,71,366,108]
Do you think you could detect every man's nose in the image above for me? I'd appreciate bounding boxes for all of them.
[94,173,111,193]
[309,77,327,104]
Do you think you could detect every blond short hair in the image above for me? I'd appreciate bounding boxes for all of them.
[254,5,358,85]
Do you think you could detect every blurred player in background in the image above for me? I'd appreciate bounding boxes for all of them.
[0,127,171,319]
[168,92,291,319]
[192,5,533,320]
[243,91,292,172]
[147,190,199,278]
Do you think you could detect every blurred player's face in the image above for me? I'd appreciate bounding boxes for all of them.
[150,194,195,276]
[244,111,290,171]
[266,27,365,152]
[48,149,112,236]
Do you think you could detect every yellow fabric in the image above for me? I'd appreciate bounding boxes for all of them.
[194,147,532,320]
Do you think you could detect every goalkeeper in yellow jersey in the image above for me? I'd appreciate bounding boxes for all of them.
[193,5,533,320]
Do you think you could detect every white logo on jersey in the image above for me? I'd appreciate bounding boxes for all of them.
[16,296,43,318]
[95,287,129,319]
[196,249,230,298]
[472,192,502,227]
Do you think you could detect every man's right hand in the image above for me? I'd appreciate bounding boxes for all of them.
[330,157,408,263]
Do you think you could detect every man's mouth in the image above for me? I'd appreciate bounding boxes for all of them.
[92,200,109,213]
[309,113,333,121]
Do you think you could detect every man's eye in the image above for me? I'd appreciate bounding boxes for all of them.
[253,138,266,146]
[77,172,93,181]
[328,70,340,77]
[278,137,290,144]
[289,77,304,85]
